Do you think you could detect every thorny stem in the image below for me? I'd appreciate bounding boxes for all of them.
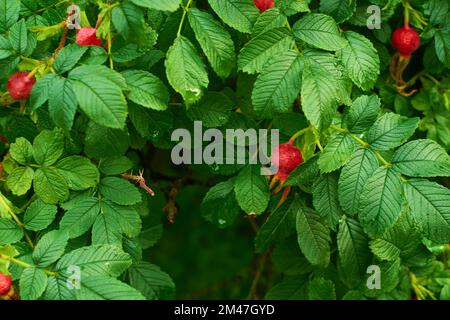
[50,21,69,62]
[177,0,194,37]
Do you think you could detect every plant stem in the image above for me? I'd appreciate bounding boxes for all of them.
[177,0,193,38]
[330,125,391,167]
[247,252,268,300]
[6,198,35,249]
[35,0,69,13]
[50,21,69,62]
[289,126,311,143]
[0,254,57,276]
[0,254,33,269]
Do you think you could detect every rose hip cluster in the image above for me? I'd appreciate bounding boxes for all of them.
[6,26,102,102]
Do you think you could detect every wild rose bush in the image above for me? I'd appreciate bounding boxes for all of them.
[0,0,449,300]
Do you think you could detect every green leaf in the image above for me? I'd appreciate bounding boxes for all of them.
[128,103,173,140]
[43,275,76,300]
[301,58,338,130]
[234,165,270,215]
[201,179,240,228]
[404,179,450,243]
[53,44,88,74]
[285,156,320,188]
[30,74,57,111]
[308,278,336,300]
[48,77,78,131]
[131,0,179,12]
[99,156,134,176]
[338,148,379,215]
[370,207,422,261]
[318,132,356,173]
[112,2,145,38]
[0,245,19,274]
[265,275,309,299]
[69,65,128,129]
[272,237,314,275]
[208,0,259,33]
[337,217,370,288]
[102,200,142,238]
[165,36,209,105]
[77,276,145,300]
[188,8,236,78]
[0,0,20,33]
[434,27,450,67]
[312,173,343,230]
[255,199,297,252]
[60,198,100,238]
[362,259,401,296]
[32,230,69,267]
[99,177,141,206]
[9,137,33,165]
[187,92,233,127]
[359,167,403,237]
[280,0,312,15]
[56,245,131,277]
[55,156,99,191]
[84,121,130,159]
[92,210,122,246]
[33,167,69,204]
[19,268,48,300]
[344,95,381,133]
[392,139,450,177]
[122,70,169,111]
[6,166,34,196]
[367,113,419,151]
[251,50,302,118]
[8,19,27,54]
[296,207,331,266]
[129,261,175,300]
[0,35,13,59]
[339,31,380,91]
[303,48,353,106]
[320,0,356,23]
[0,218,23,245]
[441,284,450,300]
[32,129,65,166]
[424,0,449,25]
[24,198,57,231]
[252,8,288,37]
[293,13,347,51]
[238,28,295,74]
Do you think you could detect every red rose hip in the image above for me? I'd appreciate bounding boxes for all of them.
[0,272,12,296]
[272,141,303,181]
[76,27,102,46]
[254,0,274,13]
[391,26,420,57]
[7,72,36,100]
